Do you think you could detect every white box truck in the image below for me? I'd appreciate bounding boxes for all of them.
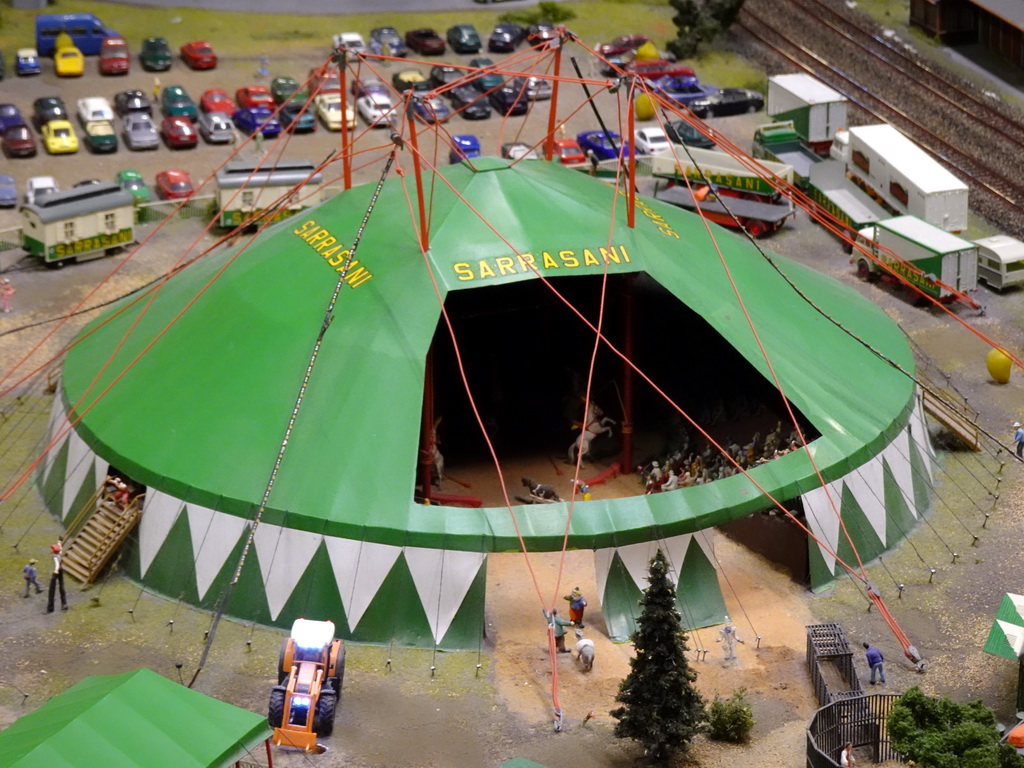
[766,73,847,155]
[839,124,968,233]
[853,215,977,301]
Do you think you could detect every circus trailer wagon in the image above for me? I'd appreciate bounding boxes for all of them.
[36,157,937,649]
[766,73,848,155]
[21,183,136,267]
[215,160,324,230]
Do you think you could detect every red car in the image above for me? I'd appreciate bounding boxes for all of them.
[235,85,275,110]
[624,59,695,80]
[405,28,446,55]
[155,169,195,199]
[552,137,586,165]
[2,125,37,158]
[161,116,198,148]
[597,34,649,57]
[308,66,341,95]
[200,88,234,114]
[99,36,130,75]
[180,40,218,70]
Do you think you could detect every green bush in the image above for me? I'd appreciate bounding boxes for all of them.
[499,2,576,27]
[707,687,755,743]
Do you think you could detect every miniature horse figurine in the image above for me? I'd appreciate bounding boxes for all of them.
[568,402,616,464]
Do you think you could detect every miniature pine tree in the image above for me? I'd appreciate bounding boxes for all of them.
[610,549,707,762]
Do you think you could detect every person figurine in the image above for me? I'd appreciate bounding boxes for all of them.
[22,558,42,597]
[564,587,587,628]
[152,76,161,104]
[572,479,592,501]
[543,608,574,653]
[47,541,68,613]
[660,469,679,492]
[840,742,856,767]
[1014,422,1024,459]
[863,641,886,684]
[716,615,743,665]
[254,130,265,156]
[1,278,14,313]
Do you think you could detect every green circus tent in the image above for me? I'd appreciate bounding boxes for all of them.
[0,668,270,768]
[38,157,934,647]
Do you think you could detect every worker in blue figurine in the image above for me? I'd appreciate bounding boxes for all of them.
[863,641,886,684]
[22,557,41,597]
[1013,421,1024,459]
[543,608,575,653]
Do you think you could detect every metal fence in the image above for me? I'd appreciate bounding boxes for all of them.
[135,195,216,224]
[807,692,902,767]
[0,227,23,253]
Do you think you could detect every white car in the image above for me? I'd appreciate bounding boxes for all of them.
[26,176,59,205]
[634,127,671,155]
[356,94,393,127]
[331,32,367,54]
[76,96,115,125]
[315,93,355,131]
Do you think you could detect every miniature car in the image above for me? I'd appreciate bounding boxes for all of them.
[0,103,25,132]
[350,75,388,100]
[552,137,586,165]
[180,40,217,70]
[314,94,354,131]
[488,23,526,53]
[140,37,172,71]
[271,76,308,107]
[650,75,719,107]
[82,119,118,153]
[331,32,366,54]
[429,65,462,90]
[41,119,79,154]
[99,36,130,75]
[114,90,152,116]
[122,113,160,150]
[527,23,558,43]
[577,129,630,160]
[2,124,37,158]
[161,86,198,120]
[198,111,236,143]
[688,88,765,118]
[449,134,481,164]
[15,48,42,76]
[634,126,670,154]
[232,107,281,137]
[0,174,17,207]
[392,69,429,94]
[501,142,540,160]
[411,96,451,124]
[489,82,529,116]
[446,24,481,54]
[405,28,445,55]
[200,88,234,115]
[624,59,695,80]
[665,119,716,148]
[54,45,85,77]
[468,57,502,92]
[26,176,59,205]
[280,105,317,133]
[161,115,198,148]
[525,76,552,101]
[155,169,194,200]
[116,169,151,203]
[32,96,68,129]
[446,85,491,120]
[369,26,407,57]
[596,34,649,57]
[77,97,115,124]
[356,93,394,127]
[236,85,275,110]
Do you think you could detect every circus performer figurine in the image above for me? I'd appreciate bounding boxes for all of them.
[568,401,615,464]
[716,615,744,666]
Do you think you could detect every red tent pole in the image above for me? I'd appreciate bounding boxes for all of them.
[621,277,635,470]
[627,87,636,229]
[543,34,563,162]
[407,104,429,251]
[340,60,351,190]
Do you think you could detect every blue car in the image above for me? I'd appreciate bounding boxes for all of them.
[576,129,631,161]
[650,75,719,106]
[0,174,16,207]
[0,103,25,131]
[411,96,451,125]
[232,107,281,137]
[369,26,407,57]
[280,105,317,133]
[449,134,481,164]
[15,48,42,76]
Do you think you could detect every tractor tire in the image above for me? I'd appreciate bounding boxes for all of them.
[314,690,337,736]
[333,646,346,698]
[268,686,286,728]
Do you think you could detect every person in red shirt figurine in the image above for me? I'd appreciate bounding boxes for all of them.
[564,587,588,629]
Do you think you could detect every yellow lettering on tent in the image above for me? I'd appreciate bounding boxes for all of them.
[292,220,373,288]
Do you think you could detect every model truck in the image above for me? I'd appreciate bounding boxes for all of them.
[766,73,848,155]
[751,121,821,189]
[831,124,969,233]
[854,215,978,302]
[806,159,890,247]
[269,618,345,752]
[648,146,796,236]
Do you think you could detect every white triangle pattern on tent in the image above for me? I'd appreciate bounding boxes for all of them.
[802,479,844,578]
[253,523,323,621]
[996,619,1024,657]
[62,429,99,522]
[881,428,916,517]
[187,505,249,600]
[908,393,935,483]
[139,491,185,577]
[41,393,66,485]
[592,547,614,601]
[613,534,693,592]
[324,537,402,634]
[405,547,486,645]
[844,456,888,546]
[1009,593,1024,623]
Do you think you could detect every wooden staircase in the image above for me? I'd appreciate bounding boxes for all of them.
[61,483,145,585]
[921,388,981,451]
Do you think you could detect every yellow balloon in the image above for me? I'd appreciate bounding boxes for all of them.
[634,94,656,121]
[635,42,660,61]
[987,348,1012,384]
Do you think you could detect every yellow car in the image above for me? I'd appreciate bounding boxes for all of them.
[314,93,356,131]
[54,45,85,77]
[41,119,79,154]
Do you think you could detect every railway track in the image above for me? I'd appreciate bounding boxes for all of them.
[738,0,1024,238]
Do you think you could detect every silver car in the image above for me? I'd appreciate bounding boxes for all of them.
[526,76,552,101]
[123,113,159,151]
[199,111,235,144]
